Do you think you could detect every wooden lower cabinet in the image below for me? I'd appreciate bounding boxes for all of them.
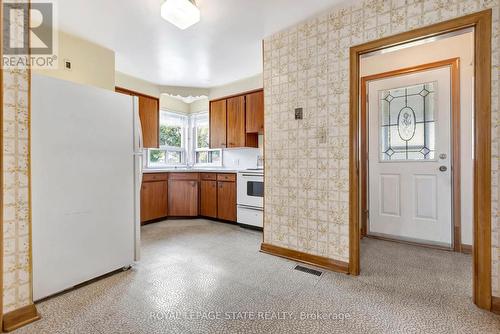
[200,180,217,218]
[142,172,237,223]
[141,179,168,223]
[217,181,237,222]
[168,180,199,217]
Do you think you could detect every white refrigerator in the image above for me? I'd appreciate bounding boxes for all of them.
[31,75,143,301]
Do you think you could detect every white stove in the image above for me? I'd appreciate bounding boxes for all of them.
[237,169,264,229]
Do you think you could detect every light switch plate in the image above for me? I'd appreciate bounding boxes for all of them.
[64,59,72,71]
[295,108,303,120]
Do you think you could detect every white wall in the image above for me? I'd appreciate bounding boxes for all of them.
[115,72,161,98]
[160,85,209,98]
[360,31,474,246]
[159,96,210,114]
[34,31,115,91]
[160,95,190,113]
[209,74,263,100]
[190,99,209,114]
[223,148,262,169]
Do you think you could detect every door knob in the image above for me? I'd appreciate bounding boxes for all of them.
[439,166,447,172]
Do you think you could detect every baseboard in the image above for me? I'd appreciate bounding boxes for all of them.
[2,304,41,332]
[492,296,500,315]
[238,223,263,231]
[461,244,472,254]
[366,234,452,251]
[260,243,349,274]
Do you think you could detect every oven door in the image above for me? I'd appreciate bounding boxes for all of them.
[237,173,264,208]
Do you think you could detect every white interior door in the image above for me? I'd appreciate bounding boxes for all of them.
[368,66,452,247]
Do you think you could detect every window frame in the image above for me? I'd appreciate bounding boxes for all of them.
[378,82,437,163]
[191,112,222,167]
[146,110,222,168]
[147,110,188,168]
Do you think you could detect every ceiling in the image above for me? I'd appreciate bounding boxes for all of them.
[52,0,344,88]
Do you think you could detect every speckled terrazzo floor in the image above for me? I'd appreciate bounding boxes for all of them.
[15,219,500,333]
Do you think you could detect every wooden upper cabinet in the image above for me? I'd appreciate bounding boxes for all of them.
[116,88,160,149]
[139,96,159,148]
[246,91,264,134]
[210,99,227,149]
[227,96,246,148]
[209,90,263,149]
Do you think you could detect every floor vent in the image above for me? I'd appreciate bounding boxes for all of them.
[294,265,323,277]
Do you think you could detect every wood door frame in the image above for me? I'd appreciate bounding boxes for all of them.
[115,86,160,102]
[360,58,461,251]
[0,0,4,327]
[209,88,263,104]
[349,10,492,311]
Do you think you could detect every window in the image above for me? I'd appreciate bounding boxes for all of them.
[148,111,187,167]
[147,110,222,168]
[379,82,436,161]
[192,113,222,166]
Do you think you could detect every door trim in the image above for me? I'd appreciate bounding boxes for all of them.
[360,58,461,251]
[349,10,492,311]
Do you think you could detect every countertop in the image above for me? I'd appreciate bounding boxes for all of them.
[143,167,243,174]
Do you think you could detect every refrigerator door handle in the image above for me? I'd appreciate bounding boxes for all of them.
[137,120,144,151]
[133,96,144,151]
[138,154,143,187]
[134,153,143,262]
[133,95,143,263]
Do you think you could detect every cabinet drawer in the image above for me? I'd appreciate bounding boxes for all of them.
[217,173,236,182]
[200,173,217,181]
[168,173,199,181]
[143,173,168,182]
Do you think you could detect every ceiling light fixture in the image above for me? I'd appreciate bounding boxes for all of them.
[161,0,200,30]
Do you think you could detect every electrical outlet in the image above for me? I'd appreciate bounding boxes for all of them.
[233,159,240,167]
[318,127,327,144]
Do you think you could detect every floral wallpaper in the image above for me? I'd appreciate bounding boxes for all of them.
[2,1,32,312]
[263,0,500,296]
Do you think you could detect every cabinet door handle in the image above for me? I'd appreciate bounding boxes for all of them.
[191,181,197,187]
